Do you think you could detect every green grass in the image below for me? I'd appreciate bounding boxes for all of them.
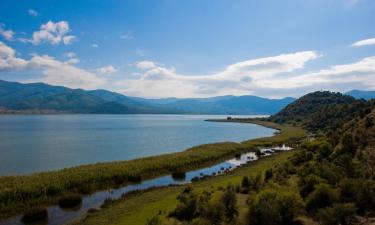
[71,149,297,225]
[0,120,306,220]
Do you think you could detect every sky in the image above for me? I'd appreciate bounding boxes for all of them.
[0,0,374,98]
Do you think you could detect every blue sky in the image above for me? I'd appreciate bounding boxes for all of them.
[0,0,374,98]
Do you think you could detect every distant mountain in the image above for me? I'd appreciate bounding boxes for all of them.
[130,95,295,115]
[0,80,168,114]
[0,79,295,114]
[345,90,375,100]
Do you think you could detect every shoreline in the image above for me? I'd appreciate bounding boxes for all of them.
[0,119,306,221]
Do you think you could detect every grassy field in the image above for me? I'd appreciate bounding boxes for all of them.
[71,149,298,225]
[0,120,306,220]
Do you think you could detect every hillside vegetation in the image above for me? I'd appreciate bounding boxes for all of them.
[270,91,371,133]
[72,91,375,225]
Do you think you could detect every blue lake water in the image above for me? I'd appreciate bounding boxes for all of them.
[0,114,274,176]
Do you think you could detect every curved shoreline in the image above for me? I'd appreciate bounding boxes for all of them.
[0,120,306,221]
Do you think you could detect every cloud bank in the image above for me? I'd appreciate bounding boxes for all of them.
[114,51,375,98]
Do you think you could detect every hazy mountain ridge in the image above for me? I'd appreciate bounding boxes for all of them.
[345,90,375,100]
[0,80,295,114]
[1,79,373,115]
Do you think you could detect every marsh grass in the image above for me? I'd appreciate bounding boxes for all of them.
[0,120,306,220]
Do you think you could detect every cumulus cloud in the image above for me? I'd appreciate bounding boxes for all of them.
[114,51,375,98]
[29,55,103,88]
[91,43,98,48]
[28,9,39,17]
[0,41,28,70]
[26,21,76,45]
[96,65,117,74]
[0,24,15,40]
[63,52,76,58]
[64,58,79,65]
[0,41,103,89]
[136,60,157,70]
[351,38,375,47]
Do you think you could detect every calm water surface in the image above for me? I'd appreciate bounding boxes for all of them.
[0,114,274,176]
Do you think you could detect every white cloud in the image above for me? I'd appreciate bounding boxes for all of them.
[29,55,104,89]
[0,41,103,89]
[116,51,320,98]
[136,60,156,70]
[0,24,15,41]
[64,58,79,65]
[96,65,117,74]
[27,21,76,45]
[28,9,39,17]
[0,41,28,70]
[114,51,375,98]
[351,38,375,47]
[63,52,76,58]
[91,43,98,48]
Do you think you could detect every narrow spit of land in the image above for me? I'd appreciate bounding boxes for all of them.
[0,119,306,222]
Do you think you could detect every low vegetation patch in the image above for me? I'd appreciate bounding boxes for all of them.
[21,207,48,224]
[58,193,83,209]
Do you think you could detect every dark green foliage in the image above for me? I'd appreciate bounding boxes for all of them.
[58,193,82,208]
[171,171,186,180]
[316,203,357,225]
[146,215,161,225]
[270,91,371,133]
[264,169,273,181]
[305,183,338,213]
[21,207,48,223]
[221,186,238,223]
[298,174,326,199]
[247,189,304,225]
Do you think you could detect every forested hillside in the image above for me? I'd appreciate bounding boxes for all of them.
[270,91,371,133]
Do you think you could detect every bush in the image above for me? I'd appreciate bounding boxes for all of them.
[298,174,326,198]
[58,193,82,208]
[248,189,304,225]
[316,203,357,225]
[306,184,338,213]
[172,171,186,180]
[21,207,48,223]
[264,169,273,182]
[146,215,162,225]
[221,186,238,223]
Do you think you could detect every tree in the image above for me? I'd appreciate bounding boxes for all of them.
[248,189,304,225]
[306,183,338,213]
[316,203,357,225]
[221,186,238,223]
[146,215,162,225]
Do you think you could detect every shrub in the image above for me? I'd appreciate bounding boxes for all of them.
[146,215,162,225]
[21,207,48,223]
[248,189,304,225]
[58,193,82,208]
[316,203,357,225]
[172,171,186,180]
[264,169,273,182]
[221,186,238,223]
[306,184,338,213]
[298,174,326,198]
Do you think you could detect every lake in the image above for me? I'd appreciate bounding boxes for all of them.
[0,114,274,176]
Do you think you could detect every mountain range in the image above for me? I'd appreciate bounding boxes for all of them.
[0,79,373,115]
